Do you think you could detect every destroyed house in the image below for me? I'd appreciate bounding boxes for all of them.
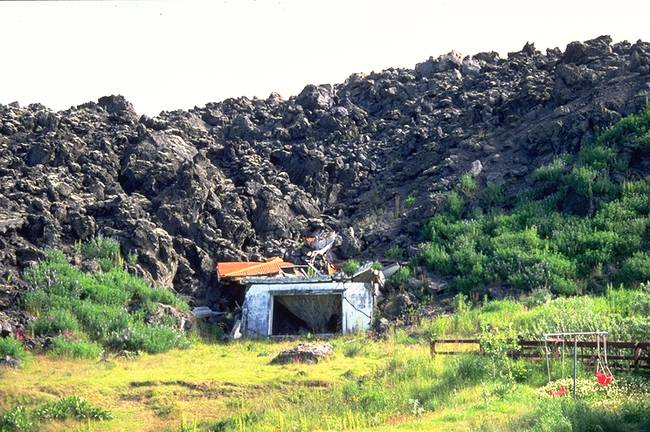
[216,260,380,338]
[240,276,374,338]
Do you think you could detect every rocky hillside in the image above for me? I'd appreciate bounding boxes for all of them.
[2,35,650,310]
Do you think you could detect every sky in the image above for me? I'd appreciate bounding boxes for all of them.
[1,0,649,116]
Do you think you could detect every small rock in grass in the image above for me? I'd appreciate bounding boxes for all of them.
[270,343,334,365]
[0,355,22,368]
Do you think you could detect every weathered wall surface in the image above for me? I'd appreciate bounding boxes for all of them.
[341,283,373,333]
[241,282,372,337]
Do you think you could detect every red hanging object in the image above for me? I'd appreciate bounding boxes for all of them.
[548,386,567,397]
[596,371,613,386]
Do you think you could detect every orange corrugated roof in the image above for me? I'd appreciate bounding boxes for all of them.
[216,257,295,279]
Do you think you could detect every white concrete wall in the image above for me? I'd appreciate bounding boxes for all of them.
[241,281,373,338]
[341,283,373,333]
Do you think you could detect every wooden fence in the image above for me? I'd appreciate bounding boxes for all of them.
[430,338,650,371]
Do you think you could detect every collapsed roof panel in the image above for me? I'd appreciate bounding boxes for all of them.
[216,257,295,280]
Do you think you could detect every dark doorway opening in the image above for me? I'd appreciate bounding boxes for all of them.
[271,293,342,336]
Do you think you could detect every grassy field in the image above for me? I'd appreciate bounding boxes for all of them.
[0,337,521,431]
[1,332,649,432]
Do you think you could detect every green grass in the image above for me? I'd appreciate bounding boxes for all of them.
[0,331,648,431]
[420,287,650,340]
[21,242,189,356]
[49,336,102,360]
[0,396,111,432]
[519,397,650,432]
[0,337,29,364]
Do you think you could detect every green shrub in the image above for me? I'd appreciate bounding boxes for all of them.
[619,252,650,285]
[34,396,112,421]
[389,266,412,287]
[72,301,130,339]
[522,288,553,308]
[107,324,190,354]
[342,340,366,358]
[478,182,504,209]
[526,398,650,432]
[341,259,360,276]
[0,337,29,363]
[415,108,650,296]
[459,173,478,197]
[29,309,80,336]
[446,191,464,218]
[417,242,452,274]
[0,397,112,431]
[81,236,121,262]
[0,405,33,431]
[422,288,650,340]
[49,336,102,359]
[404,193,416,208]
[533,156,570,195]
[22,239,189,356]
[386,245,404,260]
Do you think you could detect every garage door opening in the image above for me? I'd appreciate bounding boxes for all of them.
[271,293,342,336]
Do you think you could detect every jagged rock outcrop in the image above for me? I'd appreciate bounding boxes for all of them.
[1,36,650,312]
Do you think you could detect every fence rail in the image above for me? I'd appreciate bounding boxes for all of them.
[430,338,650,370]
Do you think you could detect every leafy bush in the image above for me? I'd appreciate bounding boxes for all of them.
[81,236,121,262]
[49,336,102,359]
[29,309,80,336]
[459,173,478,197]
[478,182,504,209]
[525,398,650,432]
[342,340,366,358]
[0,337,29,363]
[107,324,190,354]
[0,397,111,432]
[619,252,650,285]
[21,240,189,357]
[404,193,416,208]
[423,288,650,341]
[0,406,33,432]
[446,191,464,218]
[521,288,553,308]
[386,245,404,260]
[389,266,412,287]
[34,396,112,421]
[341,259,360,275]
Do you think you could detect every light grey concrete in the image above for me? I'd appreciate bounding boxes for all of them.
[241,280,373,338]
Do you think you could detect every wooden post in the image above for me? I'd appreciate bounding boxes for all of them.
[430,340,436,357]
[573,339,578,400]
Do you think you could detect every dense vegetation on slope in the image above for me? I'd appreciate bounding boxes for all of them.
[20,237,190,355]
[417,105,650,295]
